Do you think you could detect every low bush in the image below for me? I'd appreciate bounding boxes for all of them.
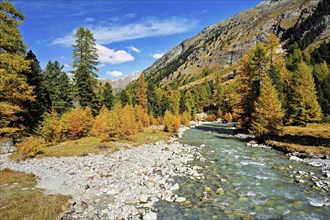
[225,112,233,122]
[163,110,181,133]
[205,114,216,121]
[16,136,45,158]
[181,111,191,126]
[62,105,94,140]
[37,109,63,143]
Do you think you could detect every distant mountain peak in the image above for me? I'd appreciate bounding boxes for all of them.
[100,71,142,93]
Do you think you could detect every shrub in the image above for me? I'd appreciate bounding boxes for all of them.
[163,110,181,133]
[225,112,233,122]
[91,106,112,142]
[153,117,163,126]
[37,109,63,143]
[205,114,216,121]
[17,136,45,158]
[62,105,94,139]
[181,111,191,126]
[217,109,223,118]
[134,105,150,131]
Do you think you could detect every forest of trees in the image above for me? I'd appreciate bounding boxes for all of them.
[1,0,329,154]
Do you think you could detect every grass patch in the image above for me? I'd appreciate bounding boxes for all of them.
[266,140,330,156]
[122,126,174,147]
[281,124,330,139]
[10,126,173,160]
[0,169,70,220]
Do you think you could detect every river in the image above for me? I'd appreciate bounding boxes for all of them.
[156,123,330,219]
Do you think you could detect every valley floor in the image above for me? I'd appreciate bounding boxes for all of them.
[0,135,204,220]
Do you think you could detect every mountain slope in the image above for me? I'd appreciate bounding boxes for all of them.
[100,71,141,93]
[142,0,329,87]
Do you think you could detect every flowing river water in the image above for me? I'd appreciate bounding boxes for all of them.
[155,123,330,219]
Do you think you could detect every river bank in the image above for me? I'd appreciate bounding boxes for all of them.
[155,124,329,219]
[0,134,204,220]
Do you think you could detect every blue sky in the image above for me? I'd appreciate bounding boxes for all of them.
[13,0,262,80]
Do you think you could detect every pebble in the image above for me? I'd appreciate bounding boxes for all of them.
[0,135,204,220]
[143,211,157,220]
[175,197,186,203]
[139,195,149,203]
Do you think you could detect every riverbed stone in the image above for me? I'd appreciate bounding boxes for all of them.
[0,138,201,220]
[143,211,157,220]
[139,195,149,203]
[175,197,186,203]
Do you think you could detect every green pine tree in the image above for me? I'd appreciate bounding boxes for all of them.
[103,82,114,110]
[147,83,160,117]
[313,61,330,117]
[71,27,99,113]
[43,61,73,114]
[23,50,50,131]
[120,89,130,107]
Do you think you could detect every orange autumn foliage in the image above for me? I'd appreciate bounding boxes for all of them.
[62,105,94,139]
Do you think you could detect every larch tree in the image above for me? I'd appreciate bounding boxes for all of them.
[237,53,254,128]
[288,62,322,125]
[250,74,284,137]
[265,33,280,65]
[72,27,99,114]
[103,82,114,110]
[136,74,148,110]
[0,0,35,137]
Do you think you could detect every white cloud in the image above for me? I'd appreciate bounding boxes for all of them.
[53,16,197,46]
[127,46,141,53]
[152,53,164,59]
[106,70,124,77]
[96,44,134,64]
[85,17,95,22]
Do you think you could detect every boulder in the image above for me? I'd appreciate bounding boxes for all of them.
[143,211,157,220]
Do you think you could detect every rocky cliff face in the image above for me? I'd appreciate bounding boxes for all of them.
[143,0,327,85]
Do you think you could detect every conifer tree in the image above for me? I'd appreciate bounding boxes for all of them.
[147,83,160,117]
[23,50,50,131]
[215,73,223,109]
[72,27,99,113]
[250,74,284,137]
[136,74,148,110]
[313,61,330,116]
[120,89,130,107]
[288,62,322,125]
[265,33,280,65]
[43,61,73,114]
[237,54,254,127]
[166,86,181,114]
[120,105,138,137]
[103,82,114,110]
[108,103,122,141]
[268,65,286,108]
[0,0,35,136]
